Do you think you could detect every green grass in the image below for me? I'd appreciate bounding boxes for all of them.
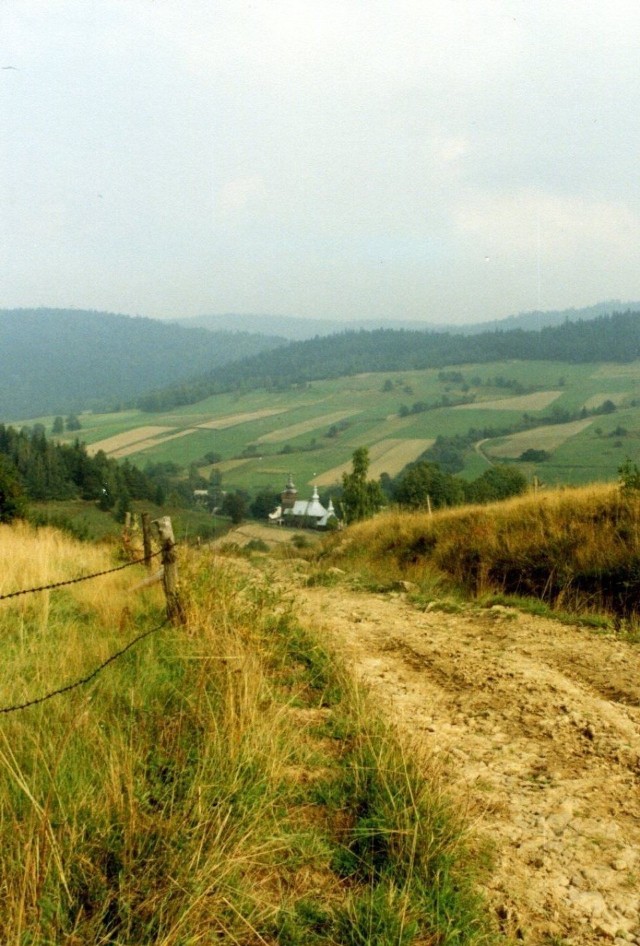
[27,498,229,544]
[0,529,502,944]
[17,358,640,494]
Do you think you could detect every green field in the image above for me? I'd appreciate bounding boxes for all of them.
[17,360,640,495]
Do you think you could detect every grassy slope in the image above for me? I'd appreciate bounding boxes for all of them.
[27,498,229,544]
[15,358,640,493]
[318,482,640,627]
[0,522,500,945]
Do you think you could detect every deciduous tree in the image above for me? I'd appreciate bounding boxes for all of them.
[341,447,386,523]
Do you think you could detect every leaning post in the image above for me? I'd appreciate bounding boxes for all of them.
[153,516,186,625]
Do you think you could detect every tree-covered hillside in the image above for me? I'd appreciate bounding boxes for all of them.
[0,309,285,420]
[138,310,640,411]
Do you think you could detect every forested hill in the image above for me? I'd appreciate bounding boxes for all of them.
[138,309,640,411]
[178,299,640,339]
[0,309,285,420]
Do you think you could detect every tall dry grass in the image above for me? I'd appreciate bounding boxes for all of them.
[0,523,499,944]
[323,483,640,618]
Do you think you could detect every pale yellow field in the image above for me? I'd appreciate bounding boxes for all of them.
[454,391,562,411]
[485,418,592,459]
[256,410,360,444]
[215,458,251,473]
[590,364,640,379]
[581,392,627,410]
[111,428,198,458]
[196,409,288,430]
[311,438,433,487]
[87,426,175,456]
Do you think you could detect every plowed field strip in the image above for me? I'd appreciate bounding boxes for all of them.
[196,409,288,429]
[87,426,175,456]
[486,418,592,458]
[454,391,562,411]
[256,410,360,444]
[311,438,433,486]
[111,428,198,458]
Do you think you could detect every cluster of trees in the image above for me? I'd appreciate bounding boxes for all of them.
[137,311,640,412]
[392,461,527,510]
[0,424,196,523]
[52,414,82,434]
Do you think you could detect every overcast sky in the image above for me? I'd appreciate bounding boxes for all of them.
[2,1,640,326]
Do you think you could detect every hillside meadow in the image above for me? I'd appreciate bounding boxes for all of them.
[317,481,640,627]
[0,521,500,944]
[15,358,640,498]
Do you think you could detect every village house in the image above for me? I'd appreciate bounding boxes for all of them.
[268,474,337,529]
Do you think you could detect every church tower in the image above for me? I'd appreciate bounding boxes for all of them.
[281,473,298,511]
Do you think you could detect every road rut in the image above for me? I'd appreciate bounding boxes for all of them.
[282,574,640,944]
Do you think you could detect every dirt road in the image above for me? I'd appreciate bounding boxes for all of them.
[273,565,640,944]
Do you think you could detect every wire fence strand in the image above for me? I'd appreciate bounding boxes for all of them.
[0,618,171,715]
[0,550,163,603]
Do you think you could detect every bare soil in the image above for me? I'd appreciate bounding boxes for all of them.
[270,559,640,944]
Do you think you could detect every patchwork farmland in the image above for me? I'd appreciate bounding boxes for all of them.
[484,418,594,459]
[23,358,640,492]
[311,438,434,486]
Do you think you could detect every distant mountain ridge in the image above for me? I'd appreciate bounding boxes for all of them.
[177,300,640,340]
[5,301,640,422]
[139,309,640,413]
[0,308,285,420]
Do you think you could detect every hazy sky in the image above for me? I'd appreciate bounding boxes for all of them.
[2,1,640,325]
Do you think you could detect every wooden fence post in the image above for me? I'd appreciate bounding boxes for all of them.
[122,511,133,559]
[153,516,186,624]
[141,512,153,569]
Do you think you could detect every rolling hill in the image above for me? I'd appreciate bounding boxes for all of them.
[177,299,640,339]
[0,308,285,420]
[136,309,640,412]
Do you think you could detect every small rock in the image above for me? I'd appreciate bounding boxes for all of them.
[566,887,608,918]
[392,579,418,592]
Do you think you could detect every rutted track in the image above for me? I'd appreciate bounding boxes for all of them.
[274,568,640,944]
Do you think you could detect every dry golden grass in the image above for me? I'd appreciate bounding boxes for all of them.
[485,418,592,458]
[325,482,640,618]
[454,390,562,411]
[86,426,175,456]
[256,409,360,444]
[196,408,288,429]
[0,526,497,944]
[312,438,433,486]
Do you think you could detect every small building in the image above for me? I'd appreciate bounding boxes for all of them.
[269,475,338,529]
